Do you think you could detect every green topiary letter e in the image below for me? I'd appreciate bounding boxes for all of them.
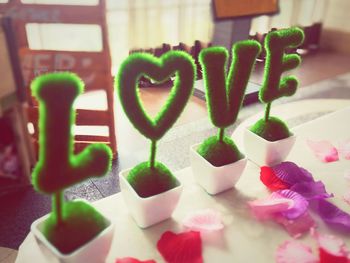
[250,28,304,141]
[260,27,304,120]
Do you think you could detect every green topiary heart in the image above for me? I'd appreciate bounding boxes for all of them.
[116,51,195,141]
[116,51,195,197]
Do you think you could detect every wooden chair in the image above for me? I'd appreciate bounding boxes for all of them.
[0,0,117,157]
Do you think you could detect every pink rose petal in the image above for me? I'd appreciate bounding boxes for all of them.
[248,193,294,220]
[182,209,224,232]
[115,258,156,263]
[313,231,349,263]
[343,192,350,206]
[276,190,309,220]
[275,240,318,263]
[275,212,316,239]
[338,140,350,160]
[307,140,339,163]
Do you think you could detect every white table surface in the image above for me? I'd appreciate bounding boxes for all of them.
[16,105,350,263]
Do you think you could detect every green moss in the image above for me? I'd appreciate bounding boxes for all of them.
[250,117,291,141]
[199,40,261,128]
[127,161,179,198]
[259,27,304,103]
[197,136,243,167]
[42,200,108,254]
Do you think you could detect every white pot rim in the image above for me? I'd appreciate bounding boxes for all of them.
[31,200,113,258]
[119,167,183,200]
[245,127,296,144]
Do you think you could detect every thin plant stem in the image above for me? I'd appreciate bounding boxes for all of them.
[264,102,272,122]
[53,191,63,225]
[217,128,225,142]
[149,140,157,169]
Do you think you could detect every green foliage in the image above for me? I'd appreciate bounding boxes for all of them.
[259,27,305,103]
[42,200,108,254]
[199,40,261,128]
[250,116,291,141]
[116,51,196,141]
[197,135,243,167]
[31,72,112,194]
[127,161,179,198]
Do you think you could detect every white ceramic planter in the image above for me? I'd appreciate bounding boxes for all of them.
[119,169,183,228]
[31,202,114,263]
[243,128,296,167]
[190,143,247,195]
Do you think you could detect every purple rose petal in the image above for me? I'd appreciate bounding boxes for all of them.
[276,190,309,220]
[310,199,350,233]
[291,181,333,200]
[273,162,314,186]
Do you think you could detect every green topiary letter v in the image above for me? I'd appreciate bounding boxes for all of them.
[250,27,304,141]
[116,51,195,197]
[197,40,261,166]
[31,72,112,254]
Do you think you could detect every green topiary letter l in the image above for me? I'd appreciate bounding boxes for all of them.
[31,72,112,194]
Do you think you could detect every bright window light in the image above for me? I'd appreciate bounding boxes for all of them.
[21,0,98,5]
[26,23,103,52]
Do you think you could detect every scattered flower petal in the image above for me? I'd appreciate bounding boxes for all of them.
[248,193,293,220]
[313,231,349,263]
[310,199,350,233]
[115,258,156,263]
[342,192,350,206]
[276,190,309,220]
[273,162,314,186]
[291,181,333,200]
[260,166,290,191]
[157,231,203,263]
[338,140,350,160]
[307,140,339,163]
[276,240,318,263]
[182,209,223,232]
[275,212,316,239]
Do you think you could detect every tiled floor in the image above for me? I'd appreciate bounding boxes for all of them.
[1,50,350,251]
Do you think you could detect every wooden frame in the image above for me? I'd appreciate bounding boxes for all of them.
[0,0,117,157]
[0,15,35,192]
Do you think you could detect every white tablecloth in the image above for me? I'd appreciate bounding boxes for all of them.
[16,106,350,263]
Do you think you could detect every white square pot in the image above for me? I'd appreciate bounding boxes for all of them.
[119,169,183,228]
[31,202,114,263]
[243,128,296,167]
[190,143,247,195]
